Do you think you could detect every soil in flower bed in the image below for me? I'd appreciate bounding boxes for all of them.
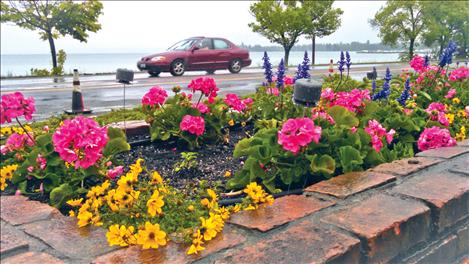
[116,124,256,196]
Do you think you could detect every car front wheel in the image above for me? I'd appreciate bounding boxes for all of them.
[228,59,242,74]
[170,59,185,76]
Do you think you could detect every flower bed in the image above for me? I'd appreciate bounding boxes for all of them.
[1,43,468,256]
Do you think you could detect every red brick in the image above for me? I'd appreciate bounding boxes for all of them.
[0,195,57,225]
[393,173,469,232]
[416,146,469,159]
[109,120,149,137]
[215,220,361,264]
[448,157,469,176]
[92,227,245,264]
[323,194,431,263]
[305,171,396,199]
[2,252,64,264]
[456,224,469,257]
[461,256,469,264]
[23,212,114,259]
[370,157,443,177]
[0,222,29,257]
[228,195,334,232]
[407,235,458,264]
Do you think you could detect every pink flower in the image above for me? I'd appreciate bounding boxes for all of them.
[425,102,449,126]
[266,88,279,96]
[444,89,456,99]
[192,102,210,114]
[320,88,335,101]
[188,77,219,101]
[277,118,322,154]
[466,106,469,117]
[224,93,246,112]
[107,166,124,180]
[4,133,34,152]
[364,119,395,152]
[142,86,168,107]
[180,92,193,100]
[52,116,108,169]
[15,190,21,196]
[0,145,7,155]
[180,115,205,136]
[27,166,34,173]
[1,92,36,124]
[36,154,47,170]
[106,161,112,167]
[43,125,49,132]
[284,76,294,85]
[409,55,426,73]
[329,89,370,113]
[449,67,469,81]
[242,98,254,106]
[417,126,456,151]
[311,109,335,125]
[350,127,358,134]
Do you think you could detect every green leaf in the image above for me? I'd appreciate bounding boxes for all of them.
[35,134,52,147]
[233,137,253,158]
[327,106,359,128]
[310,154,336,176]
[338,146,364,173]
[107,126,126,139]
[103,138,131,156]
[49,183,73,208]
[43,173,60,192]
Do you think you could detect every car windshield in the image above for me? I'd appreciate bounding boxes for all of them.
[167,39,198,51]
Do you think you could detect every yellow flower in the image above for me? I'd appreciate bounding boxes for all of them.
[68,210,75,217]
[228,119,235,126]
[453,97,461,104]
[457,110,466,117]
[137,222,167,249]
[117,173,137,191]
[201,198,210,207]
[216,207,230,220]
[207,189,218,201]
[115,189,140,208]
[187,230,205,255]
[445,113,455,124]
[455,126,467,141]
[243,204,257,211]
[106,224,137,247]
[199,216,218,241]
[243,182,274,206]
[77,211,93,227]
[91,213,103,227]
[147,190,164,217]
[224,171,232,178]
[87,181,110,200]
[0,164,18,191]
[0,178,7,191]
[230,204,241,213]
[187,205,195,212]
[106,189,120,212]
[66,198,83,207]
[150,171,163,185]
[241,122,246,127]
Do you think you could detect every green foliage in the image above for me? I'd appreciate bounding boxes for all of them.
[95,107,146,126]
[51,49,67,76]
[173,152,198,173]
[251,85,303,121]
[103,127,131,157]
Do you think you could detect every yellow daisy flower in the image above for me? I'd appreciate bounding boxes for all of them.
[137,222,167,249]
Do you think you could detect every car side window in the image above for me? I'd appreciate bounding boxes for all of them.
[213,39,230,50]
[196,38,213,50]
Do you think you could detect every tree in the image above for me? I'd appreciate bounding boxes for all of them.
[1,0,103,72]
[370,0,425,60]
[302,0,343,65]
[249,0,314,66]
[421,1,469,58]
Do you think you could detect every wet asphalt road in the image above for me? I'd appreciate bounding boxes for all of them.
[0,63,408,120]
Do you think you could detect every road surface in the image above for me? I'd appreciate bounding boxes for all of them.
[0,63,408,120]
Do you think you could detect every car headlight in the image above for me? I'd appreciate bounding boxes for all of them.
[151,56,166,62]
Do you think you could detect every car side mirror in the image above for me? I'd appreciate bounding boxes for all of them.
[191,46,199,53]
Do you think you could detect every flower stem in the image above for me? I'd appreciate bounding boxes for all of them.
[15,117,34,143]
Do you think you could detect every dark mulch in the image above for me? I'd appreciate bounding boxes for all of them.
[116,124,255,196]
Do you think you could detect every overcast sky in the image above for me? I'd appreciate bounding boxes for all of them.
[1,1,385,55]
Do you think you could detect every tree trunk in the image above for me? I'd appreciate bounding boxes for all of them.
[48,34,58,69]
[409,38,415,59]
[311,34,316,65]
[283,46,291,68]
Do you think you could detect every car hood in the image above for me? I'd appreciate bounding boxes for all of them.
[142,51,186,60]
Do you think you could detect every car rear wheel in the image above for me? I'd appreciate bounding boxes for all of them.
[229,59,242,74]
[148,71,160,77]
[170,59,185,76]
[206,70,216,75]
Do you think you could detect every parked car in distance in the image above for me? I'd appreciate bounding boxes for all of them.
[137,37,251,77]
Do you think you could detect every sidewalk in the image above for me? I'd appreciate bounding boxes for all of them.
[1,140,468,264]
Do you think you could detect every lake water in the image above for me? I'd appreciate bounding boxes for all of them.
[1,51,400,76]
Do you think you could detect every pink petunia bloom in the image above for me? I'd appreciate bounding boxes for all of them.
[417,126,456,151]
[444,89,456,99]
[36,154,47,170]
[364,119,395,152]
[141,86,168,107]
[449,67,469,81]
[224,93,246,112]
[52,116,108,169]
[266,88,279,96]
[192,102,210,114]
[425,102,449,126]
[107,166,124,180]
[277,118,322,154]
[311,109,335,125]
[180,115,205,136]
[188,77,219,101]
[0,92,36,124]
[409,55,426,73]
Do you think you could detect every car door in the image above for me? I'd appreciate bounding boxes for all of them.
[212,39,231,69]
[188,38,215,70]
